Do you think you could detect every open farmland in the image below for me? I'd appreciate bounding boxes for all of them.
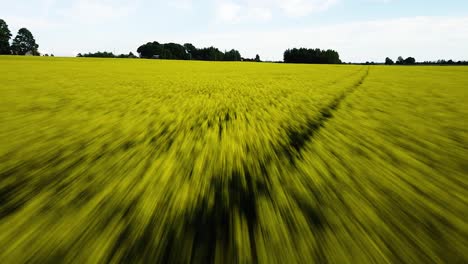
[0,56,467,263]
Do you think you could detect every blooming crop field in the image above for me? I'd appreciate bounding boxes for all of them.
[0,56,467,263]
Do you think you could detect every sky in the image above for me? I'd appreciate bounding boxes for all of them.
[1,0,467,62]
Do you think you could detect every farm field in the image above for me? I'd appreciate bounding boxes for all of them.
[0,56,467,263]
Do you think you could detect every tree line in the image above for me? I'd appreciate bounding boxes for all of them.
[419,60,468,65]
[77,51,137,58]
[384,56,468,65]
[3,17,467,65]
[0,19,40,55]
[136,41,252,61]
[385,56,416,65]
[76,41,262,62]
[283,48,341,64]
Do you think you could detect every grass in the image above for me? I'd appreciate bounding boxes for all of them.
[0,56,467,263]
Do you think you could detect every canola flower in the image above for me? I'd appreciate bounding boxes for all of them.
[0,56,467,263]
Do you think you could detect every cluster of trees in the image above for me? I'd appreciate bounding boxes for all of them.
[385,56,416,65]
[0,19,40,55]
[419,60,468,65]
[283,48,341,64]
[77,52,137,58]
[242,55,261,62]
[4,17,466,66]
[137,41,244,61]
[385,57,468,65]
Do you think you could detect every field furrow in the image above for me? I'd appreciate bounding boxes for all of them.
[0,57,467,263]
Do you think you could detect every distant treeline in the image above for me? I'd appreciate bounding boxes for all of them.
[283,48,341,64]
[77,51,137,58]
[385,56,416,65]
[417,60,468,65]
[136,41,257,61]
[3,17,467,65]
[384,57,468,65]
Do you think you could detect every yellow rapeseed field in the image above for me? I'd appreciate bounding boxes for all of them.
[0,56,467,263]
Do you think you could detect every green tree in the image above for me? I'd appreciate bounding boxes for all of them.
[385,57,394,65]
[255,54,261,62]
[396,56,404,65]
[11,28,39,55]
[137,41,158,58]
[184,43,197,60]
[404,57,416,65]
[284,48,341,64]
[162,43,189,60]
[0,19,12,54]
[224,49,242,61]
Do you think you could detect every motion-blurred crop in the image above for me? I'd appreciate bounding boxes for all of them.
[0,56,467,263]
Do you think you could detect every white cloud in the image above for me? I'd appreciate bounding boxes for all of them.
[214,0,338,23]
[169,0,193,9]
[277,0,339,17]
[215,2,273,23]
[367,0,392,3]
[58,0,135,24]
[216,1,243,22]
[2,16,60,31]
[250,7,273,21]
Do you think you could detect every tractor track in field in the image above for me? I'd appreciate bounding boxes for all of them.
[154,67,371,263]
[280,66,370,162]
[0,66,372,263]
